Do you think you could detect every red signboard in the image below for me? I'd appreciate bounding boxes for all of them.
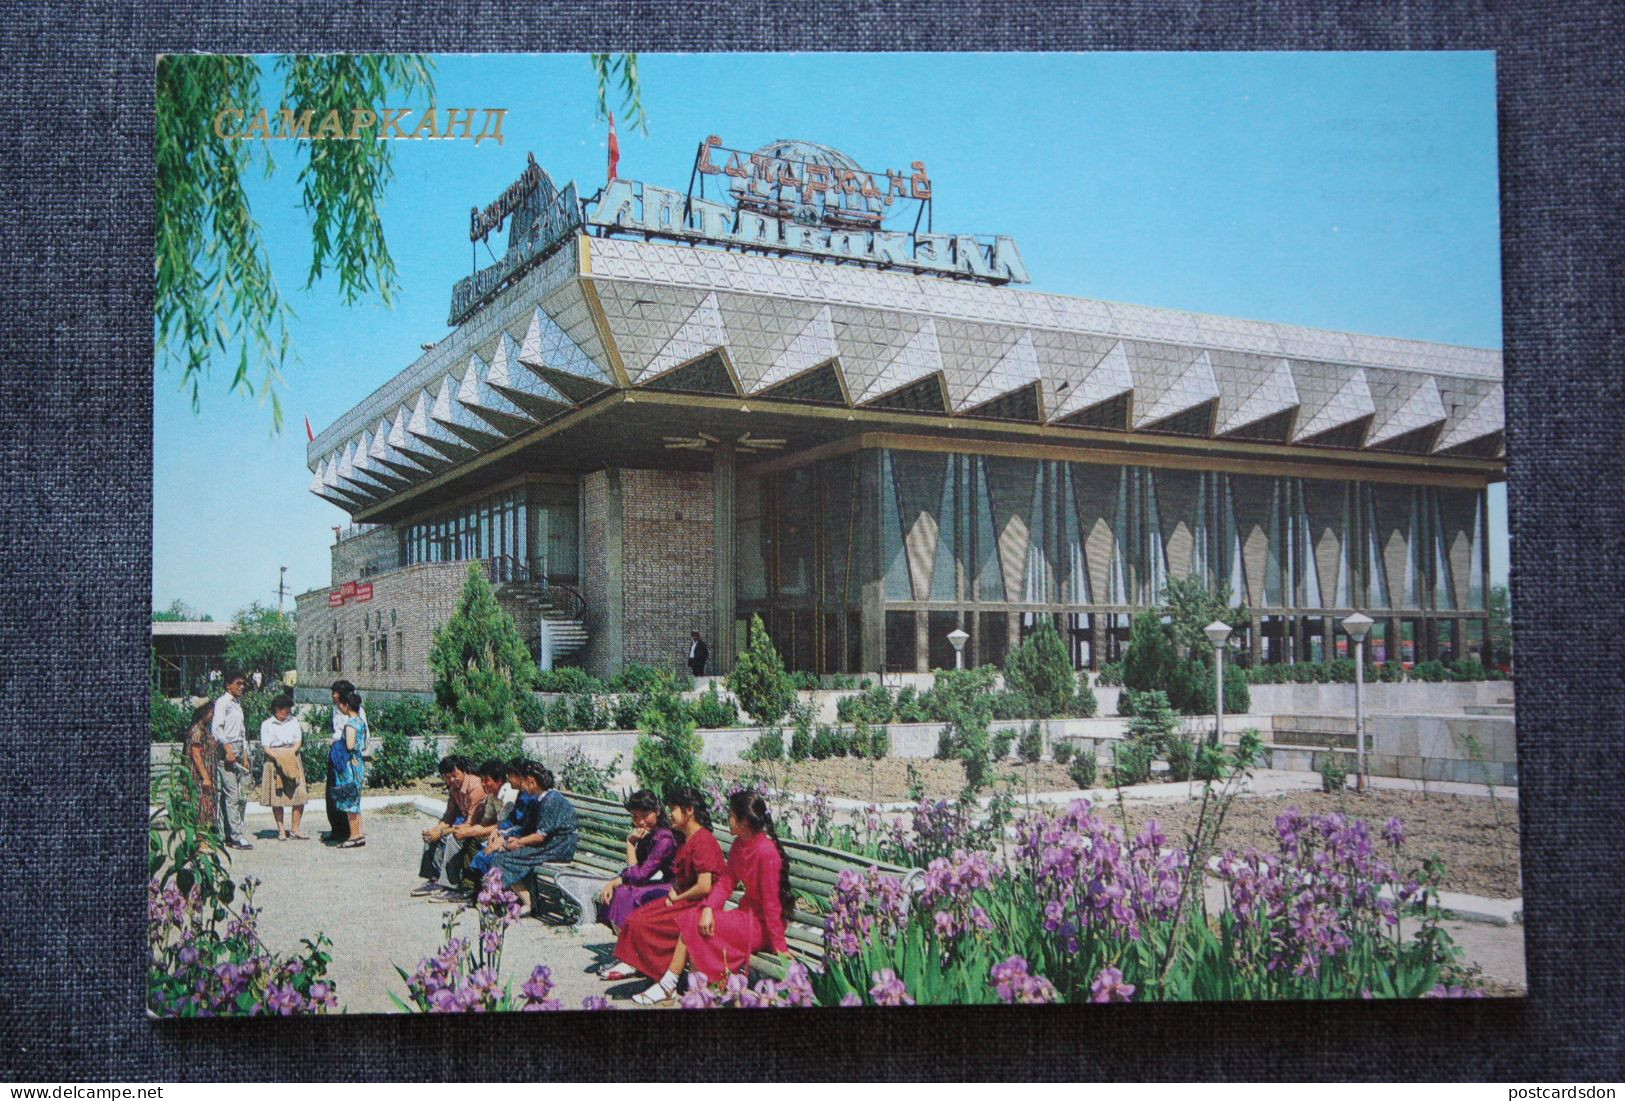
[329,579,371,606]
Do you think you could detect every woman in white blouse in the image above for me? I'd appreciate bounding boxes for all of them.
[259,694,309,840]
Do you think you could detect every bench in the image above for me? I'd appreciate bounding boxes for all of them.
[525,791,924,981]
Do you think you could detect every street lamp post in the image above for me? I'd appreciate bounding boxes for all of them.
[1203,621,1233,748]
[1341,612,1374,791]
[947,627,969,670]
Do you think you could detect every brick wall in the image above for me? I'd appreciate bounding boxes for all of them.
[621,468,713,673]
[580,470,613,675]
[294,559,487,695]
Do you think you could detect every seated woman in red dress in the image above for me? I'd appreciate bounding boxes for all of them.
[600,787,725,984]
[632,790,793,1006]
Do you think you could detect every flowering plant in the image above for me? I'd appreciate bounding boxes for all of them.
[147,762,338,1016]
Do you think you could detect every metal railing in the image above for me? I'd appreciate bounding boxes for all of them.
[486,555,587,622]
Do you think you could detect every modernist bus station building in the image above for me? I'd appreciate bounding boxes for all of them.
[295,141,1505,695]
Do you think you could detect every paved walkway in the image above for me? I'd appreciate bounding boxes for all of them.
[234,804,634,1013]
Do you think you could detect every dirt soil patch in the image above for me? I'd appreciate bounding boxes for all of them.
[722,757,1076,803]
[1110,789,1522,900]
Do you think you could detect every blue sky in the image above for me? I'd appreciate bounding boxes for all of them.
[153,51,1505,621]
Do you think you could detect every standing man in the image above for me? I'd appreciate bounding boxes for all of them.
[687,631,709,678]
[323,679,361,844]
[211,670,253,850]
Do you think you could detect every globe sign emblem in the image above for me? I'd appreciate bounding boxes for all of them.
[731,139,899,230]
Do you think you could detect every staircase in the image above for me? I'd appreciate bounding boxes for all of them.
[494,578,588,664]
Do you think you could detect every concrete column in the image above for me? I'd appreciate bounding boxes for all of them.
[1249,614,1262,666]
[712,441,737,674]
[1090,613,1107,671]
[602,468,626,676]
[1323,615,1336,663]
[915,610,930,673]
[858,450,885,675]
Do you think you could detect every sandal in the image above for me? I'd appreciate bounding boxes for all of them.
[339,838,367,849]
[599,964,639,983]
[290,832,310,840]
[632,975,678,1006]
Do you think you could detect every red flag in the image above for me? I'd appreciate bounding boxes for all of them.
[607,110,620,183]
[304,415,314,442]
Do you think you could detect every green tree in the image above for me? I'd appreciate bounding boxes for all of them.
[223,602,297,681]
[156,53,646,429]
[1488,584,1513,668]
[428,563,538,748]
[1159,577,1250,659]
[1121,612,1179,695]
[727,614,795,726]
[1004,619,1075,718]
[632,689,713,795]
[152,599,212,622]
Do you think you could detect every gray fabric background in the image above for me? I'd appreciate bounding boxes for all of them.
[2,1,1621,1081]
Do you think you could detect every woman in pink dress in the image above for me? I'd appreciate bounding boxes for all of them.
[632,790,793,1005]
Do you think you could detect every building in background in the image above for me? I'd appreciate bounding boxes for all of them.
[151,620,233,697]
[295,141,1505,694]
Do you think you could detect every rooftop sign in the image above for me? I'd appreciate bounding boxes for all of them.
[585,137,1029,286]
[449,152,581,325]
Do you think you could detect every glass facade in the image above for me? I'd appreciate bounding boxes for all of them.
[738,446,1490,674]
[400,481,579,584]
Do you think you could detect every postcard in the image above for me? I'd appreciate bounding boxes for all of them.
[150,51,1518,1015]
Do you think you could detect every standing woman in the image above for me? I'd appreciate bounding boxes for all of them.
[258,694,309,840]
[323,680,363,843]
[603,787,726,987]
[183,700,218,831]
[331,689,368,849]
[636,790,793,1005]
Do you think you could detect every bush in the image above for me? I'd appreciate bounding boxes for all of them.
[1018,722,1044,764]
[789,670,820,691]
[1412,660,1448,683]
[691,682,740,729]
[787,724,813,762]
[1449,658,1488,682]
[513,693,547,732]
[151,689,191,742]
[727,614,796,726]
[559,748,620,799]
[609,663,674,695]
[829,673,860,690]
[1004,621,1075,718]
[1070,672,1099,718]
[992,727,1017,759]
[1320,753,1349,793]
[1095,661,1125,687]
[632,690,712,794]
[1051,740,1075,765]
[370,725,440,789]
[893,686,930,724]
[1224,662,1250,715]
[1117,687,1139,717]
[1111,739,1153,787]
[1122,612,1179,695]
[377,698,440,740]
[810,724,844,760]
[925,665,998,723]
[742,727,784,764]
[850,720,890,760]
[300,736,329,785]
[1164,732,1196,783]
[547,692,606,732]
[534,667,604,694]
[838,685,895,725]
[1067,751,1098,789]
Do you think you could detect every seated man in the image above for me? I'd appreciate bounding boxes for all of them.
[412,755,487,899]
[447,759,508,848]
